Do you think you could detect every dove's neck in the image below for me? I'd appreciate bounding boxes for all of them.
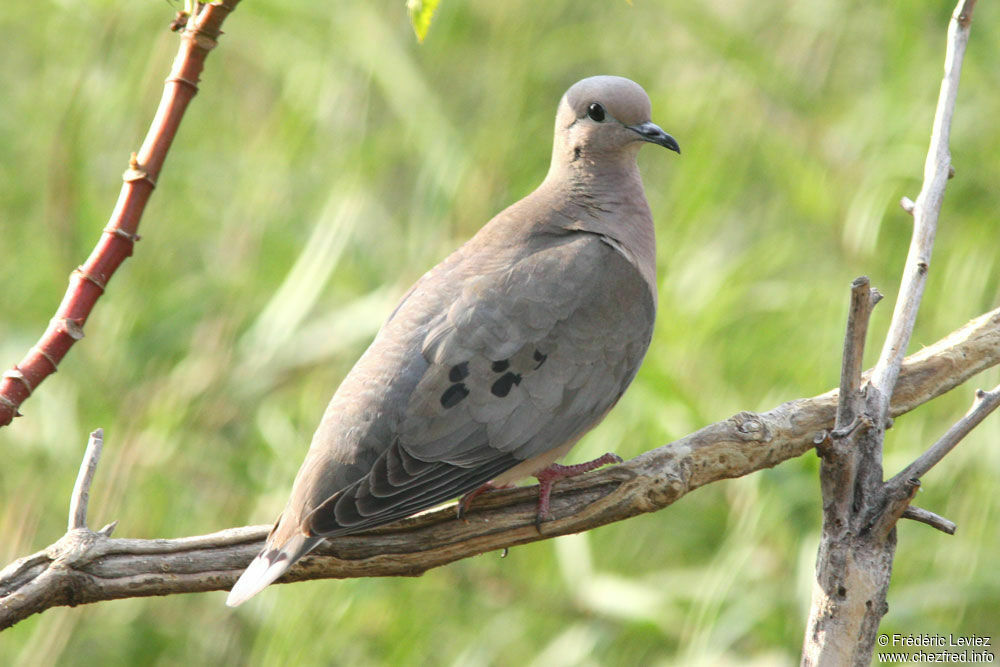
[541,152,657,297]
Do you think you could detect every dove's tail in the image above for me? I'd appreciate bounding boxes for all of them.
[226,529,322,607]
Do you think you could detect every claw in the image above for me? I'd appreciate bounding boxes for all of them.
[532,452,623,525]
[457,482,500,520]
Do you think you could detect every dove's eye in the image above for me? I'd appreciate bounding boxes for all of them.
[587,103,606,122]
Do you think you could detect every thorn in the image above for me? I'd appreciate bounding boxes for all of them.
[900,196,915,215]
[169,11,189,32]
[948,165,956,179]
[103,226,142,244]
[52,317,85,341]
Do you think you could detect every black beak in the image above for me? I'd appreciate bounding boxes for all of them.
[629,121,680,154]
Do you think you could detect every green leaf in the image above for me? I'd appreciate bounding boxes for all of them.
[406,0,441,43]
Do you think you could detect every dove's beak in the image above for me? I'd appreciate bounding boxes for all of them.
[629,121,680,154]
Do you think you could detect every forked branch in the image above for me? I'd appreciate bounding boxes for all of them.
[803,2,982,665]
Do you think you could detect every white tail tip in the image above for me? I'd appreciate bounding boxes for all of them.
[226,552,290,607]
[226,534,322,607]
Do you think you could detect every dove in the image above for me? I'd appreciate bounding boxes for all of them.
[226,75,679,607]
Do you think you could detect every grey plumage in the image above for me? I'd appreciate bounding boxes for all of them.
[227,75,678,606]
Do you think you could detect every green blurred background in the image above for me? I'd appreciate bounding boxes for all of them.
[2,0,998,664]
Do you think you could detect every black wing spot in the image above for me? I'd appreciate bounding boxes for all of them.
[533,350,547,369]
[449,362,469,383]
[491,359,510,373]
[440,383,470,409]
[490,372,522,398]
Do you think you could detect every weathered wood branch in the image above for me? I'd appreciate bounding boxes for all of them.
[802,2,980,665]
[890,384,1000,487]
[2,307,997,630]
[0,0,242,428]
[900,506,956,535]
[68,429,104,532]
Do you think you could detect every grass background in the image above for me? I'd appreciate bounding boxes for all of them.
[1,0,998,664]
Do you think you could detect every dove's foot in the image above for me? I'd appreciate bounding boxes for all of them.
[533,452,624,525]
[457,482,511,520]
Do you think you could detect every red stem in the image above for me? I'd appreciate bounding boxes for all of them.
[0,1,241,427]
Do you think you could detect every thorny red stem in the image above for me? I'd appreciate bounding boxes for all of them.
[0,1,241,427]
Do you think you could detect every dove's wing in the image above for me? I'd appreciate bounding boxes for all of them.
[303,231,654,536]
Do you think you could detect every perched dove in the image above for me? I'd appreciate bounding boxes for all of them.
[227,75,679,607]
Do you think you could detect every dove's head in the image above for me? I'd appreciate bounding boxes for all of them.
[552,76,679,168]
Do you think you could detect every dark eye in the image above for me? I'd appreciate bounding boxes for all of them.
[587,103,606,122]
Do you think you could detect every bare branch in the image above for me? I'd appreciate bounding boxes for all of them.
[2,308,997,630]
[0,0,242,428]
[868,0,978,414]
[901,506,957,535]
[890,384,1000,486]
[835,277,882,430]
[68,429,105,532]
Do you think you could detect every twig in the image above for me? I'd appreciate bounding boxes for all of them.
[867,0,977,413]
[890,384,1000,486]
[0,0,242,428]
[858,0,978,494]
[1,308,997,630]
[901,506,956,535]
[68,429,105,531]
[835,277,882,430]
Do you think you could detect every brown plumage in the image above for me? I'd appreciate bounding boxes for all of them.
[227,75,679,606]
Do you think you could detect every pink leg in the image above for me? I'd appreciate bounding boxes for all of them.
[457,482,512,520]
[533,452,623,524]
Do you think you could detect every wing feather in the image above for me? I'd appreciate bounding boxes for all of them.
[301,232,654,536]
